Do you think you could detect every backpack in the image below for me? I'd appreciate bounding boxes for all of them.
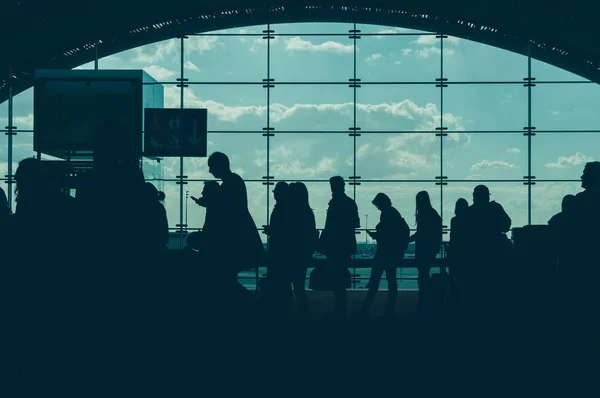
[398,216,410,251]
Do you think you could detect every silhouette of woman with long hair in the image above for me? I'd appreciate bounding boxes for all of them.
[356,193,409,318]
[408,191,442,312]
[287,182,317,318]
[447,198,470,311]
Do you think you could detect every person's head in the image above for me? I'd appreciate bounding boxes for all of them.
[581,161,600,191]
[207,152,231,179]
[372,193,392,211]
[415,191,432,211]
[562,194,576,213]
[273,181,289,202]
[329,176,345,195]
[14,158,44,200]
[144,182,161,201]
[202,181,221,205]
[454,198,469,217]
[473,185,491,205]
[289,182,311,209]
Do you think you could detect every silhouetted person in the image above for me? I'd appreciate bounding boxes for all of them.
[447,198,470,311]
[11,158,77,371]
[208,152,265,277]
[319,176,360,319]
[408,191,442,312]
[464,185,512,317]
[142,182,169,258]
[207,153,263,318]
[568,161,600,322]
[264,181,290,285]
[356,193,409,318]
[193,181,226,266]
[287,182,317,318]
[0,187,12,247]
[548,194,576,275]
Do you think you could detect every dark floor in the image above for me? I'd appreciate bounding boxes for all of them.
[256,289,420,319]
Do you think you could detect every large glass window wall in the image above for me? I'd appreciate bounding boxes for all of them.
[1,23,598,288]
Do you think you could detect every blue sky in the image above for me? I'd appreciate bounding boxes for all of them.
[0,23,597,241]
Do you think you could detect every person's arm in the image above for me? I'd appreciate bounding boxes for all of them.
[496,203,512,233]
[352,201,361,229]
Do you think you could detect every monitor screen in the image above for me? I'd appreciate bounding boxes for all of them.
[34,78,142,155]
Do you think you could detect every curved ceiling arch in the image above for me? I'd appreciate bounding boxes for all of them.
[2,0,600,103]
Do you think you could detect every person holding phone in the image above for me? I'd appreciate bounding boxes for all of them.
[355,193,409,318]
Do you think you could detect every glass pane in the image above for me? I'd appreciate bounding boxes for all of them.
[356,132,440,181]
[184,32,266,83]
[444,37,528,82]
[112,39,181,80]
[356,182,440,233]
[444,83,527,131]
[270,84,352,131]
[269,133,353,181]
[161,157,181,180]
[533,133,600,180]
[357,84,440,132]
[357,34,440,83]
[182,85,266,132]
[356,24,431,35]
[161,180,183,231]
[188,133,266,180]
[446,133,527,180]
[531,58,588,82]
[0,100,7,191]
[271,29,354,82]
[531,182,582,225]
[532,83,600,131]
[271,22,352,35]
[443,182,528,230]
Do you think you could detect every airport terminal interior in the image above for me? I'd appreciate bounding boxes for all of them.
[2,2,600,387]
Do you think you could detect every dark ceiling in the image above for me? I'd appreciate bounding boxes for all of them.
[1,0,599,103]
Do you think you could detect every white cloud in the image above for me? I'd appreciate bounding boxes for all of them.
[143,65,176,81]
[388,150,428,169]
[374,27,408,39]
[270,157,336,177]
[471,160,517,171]
[414,47,455,58]
[545,152,593,169]
[402,49,413,56]
[284,37,354,54]
[0,113,34,130]
[465,174,485,180]
[365,53,383,63]
[506,148,521,154]
[357,144,370,158]
[501,94,513,104]
[164,88,469,145]
[548,109,559,116]
[131,37,220,63]
[414,35,460,46]
[184,61,200,72]
[394,60,403,65]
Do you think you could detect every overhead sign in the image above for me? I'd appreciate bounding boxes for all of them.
[144,108,207,157]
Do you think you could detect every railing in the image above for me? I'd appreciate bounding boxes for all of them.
[236,255,449,291]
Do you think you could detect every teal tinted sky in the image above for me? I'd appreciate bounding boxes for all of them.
[1,23,597,240]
